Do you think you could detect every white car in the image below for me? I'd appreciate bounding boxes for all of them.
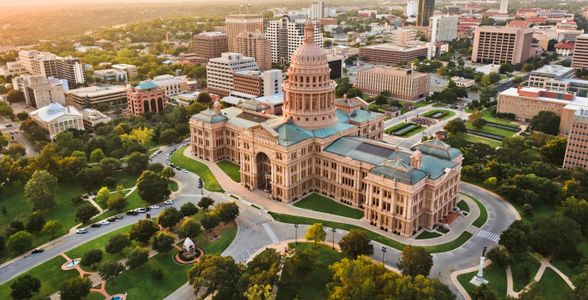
[134,207,147,213]
[164,200,174,205]
[149,204,160,209]
[76,228,88,234]
[99,220,110,225]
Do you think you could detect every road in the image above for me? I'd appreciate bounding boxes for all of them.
[0,117,37,157]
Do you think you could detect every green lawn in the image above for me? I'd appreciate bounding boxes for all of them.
[422,109,456,120]
[217,160,241,183]
[415,230,442,240]
[466,123,516,138]
[551,240,588,278]
[457,263,507,298]
[457,200,470,212]
[463,133,502,148]
[469,195,488,228]
[511,252,541,292]
[293,193,364,219]
[169,181,178,192]
[65,225,133,271]
[384,122,426,137]
[171,146,223,192]
[202,226,238,254]
[536,268,574,299]
[432,103,447,108]
[277,243,343,300]
[92,189,145,222]
[480,107,518,126]
[111,172,139,189]
[269,212,473,253]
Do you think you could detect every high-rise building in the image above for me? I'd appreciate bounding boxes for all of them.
[563,109,588,170]
[471,26,535,64]
[266,15,324,64]
[355,66,429,101]
[572,34,588,71]
[499,0,509,14]
[206,52,259,96]
[406,0,418,17]
[235,30,272,71]
[127,82,168,116]
[416,0,435,27]
[225,14,265,52]
[194,32,228,64]
[310,1,325,20]
[12,75,66,108]
[430,15,459,42]
[18,50,85,88]
[327,55,343,79]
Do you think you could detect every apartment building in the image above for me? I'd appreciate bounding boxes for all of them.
[266,15,323,64]
[194,32,228,64]
[471,26,535,64]
[127,82,168,116]
[430,15,459,42]
[359,43,428,65]
[18,50,85,88]
[310,1,325,20]
[355,66,429,101]
[225,14,265,52]
[235,30,272,71]
[66,85,128,109]
[572,34,588,71]
[12,75,67,108]
[29,103,84,140]
[0,61,27,77]
[206,52,259,96]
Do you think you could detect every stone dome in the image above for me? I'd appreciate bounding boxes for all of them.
[290,19,328,66]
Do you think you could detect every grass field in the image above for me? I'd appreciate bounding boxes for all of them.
[463,133,502,148]
[422,109,456,120]
[457,200,470,212]
[293,193,363,219]
[466,123,516,138]
[480,107,518,126]
[432,103,447,108]
[415,231,442,240]
[457,263,507,298]
[277,243,343,300]
[217,160,241,183]
[171,146,223,192]
[536,268,574,299]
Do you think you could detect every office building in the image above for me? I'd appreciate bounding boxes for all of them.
[18,50,85,88]
[0,61,27,77]
[92,69,128,82]
[206,52,259,96]
[499,0,509,14]
[471,26,535,64]
[66,85,128,109]
[189,21,462,236]
[572,35,588,71]
[417,0,435,27]
[13,75,67,108]
[389,27,418,44]
[194,32,228,64]
[359,43,428,65]
[29,103,84,140]
[150,75,189,97]
[81,109,111,132]
[528,65,575,88]
[235,30,272,71]
[266,15,324,64]
[430,15,459,42]
[310,1,325,20]
[327,55,343,79]
[225,14,265,52]
[356,66,429,101]
[233,69,282,97]
[127,82,168,116]
[564,109,588,170]
[111,64,138,79]
[406,0,418,17]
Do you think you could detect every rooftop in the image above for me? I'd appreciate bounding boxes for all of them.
[530,65,574,78]
[30,103,82,123]
[67,85,128,97]
[361,42,428,51]
[136,81,158,90]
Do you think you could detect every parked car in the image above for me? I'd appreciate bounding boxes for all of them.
[31,248,44,254]
[164,200,174,205]
[76,228,88,234]
[90,223,102,228]
[149,204,160,209]
[134,207,147,213]
[115,215,124,220]
[99,220,110,225]
[126,210,138,216]
[107,217,117,222]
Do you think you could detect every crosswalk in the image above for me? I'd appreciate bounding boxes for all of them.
[476,229,500,242]
[262,223,280,243]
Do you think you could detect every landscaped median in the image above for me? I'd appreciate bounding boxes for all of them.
[422,109,456,120]
[268,212,473,253]
[171,145,224,192]
[384,122,425,137]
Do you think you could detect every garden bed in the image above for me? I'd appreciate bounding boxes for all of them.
[384,122,425,137]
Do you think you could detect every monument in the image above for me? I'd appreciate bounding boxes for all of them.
[182,237,196,259]
[470,246,489,286]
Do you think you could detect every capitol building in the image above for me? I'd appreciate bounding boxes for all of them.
[190,21,463,237]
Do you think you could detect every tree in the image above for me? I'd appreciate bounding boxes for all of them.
[95,186,111,206]
[157,207,182,228]
[177,218,202,239]
[499,220,531,254]
[285,247,318,278]
[105,233,131,254]
[24,170,58,211]
[198,197,214,211]
[374,95,387,106]
[159,128,179,144]
[106,192,127,211]
[151,231,175,253]
[161,166,175,179]
[200,213,220,231]
[473,284,497,300]
[59,277,91,300]
[129,219,159,244]
[305,223,326,245]
[81,249,103,267]
[125,152,150,174]
[10,275,41,300]
[98,261,125,281]
[444,119,466,135]
[529,215,582,258]
[25,211,45,233]
[89,148,106,162]
[338,230,374,258]
[7,231,32,255]
[76,204,99,224]
[530,111,560,135]
[541,136,567,166]
[6,90,25,103]
[42,220,63,238]
[77,166,105,191]
[137,170,171,205]
[126,246,149,269]
[214,202,239,223]
[197,92,212,104]
[486,247,511,268]
[188,255,243,299]
[180,202,198,217]
[468,112,486,129]
[397,245,433,277]
[574,265,588,300]
[244,284,272,300]
[559,196,588,236]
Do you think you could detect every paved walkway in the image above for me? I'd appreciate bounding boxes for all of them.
[505,256,576,298]
[184,147,481,248]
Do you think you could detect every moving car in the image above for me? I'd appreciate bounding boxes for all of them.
[76,228,88,234]
[164,199,174,205]
[149,204,160,209]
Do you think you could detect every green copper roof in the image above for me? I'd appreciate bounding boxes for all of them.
[275,122,354,146]
[136,81,157,90]
[416,139,462,160]
[336,109,382,123]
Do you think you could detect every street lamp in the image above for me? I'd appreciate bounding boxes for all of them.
[331,228,336,249]
[381,246,387,264]
[294,224,299,244]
